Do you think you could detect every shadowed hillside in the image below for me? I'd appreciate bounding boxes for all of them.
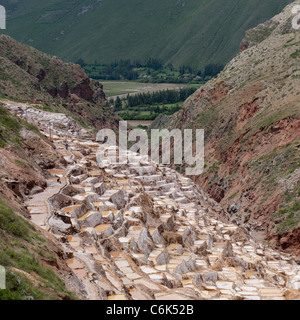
[1,0,293,67]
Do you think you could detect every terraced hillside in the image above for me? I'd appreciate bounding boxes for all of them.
[151,1,300,252]
[1,0,293,67]
[2,101,300,300]
[0,103,87,300]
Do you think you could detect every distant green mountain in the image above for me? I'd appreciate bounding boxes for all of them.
[0,0,293,68]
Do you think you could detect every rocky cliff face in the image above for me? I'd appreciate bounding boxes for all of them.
[153,1,300,254]
[0,35,119,131]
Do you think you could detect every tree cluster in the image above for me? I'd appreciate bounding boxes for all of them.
[124,87,197,109]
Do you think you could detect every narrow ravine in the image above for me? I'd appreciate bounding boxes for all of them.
[4,101,300,300]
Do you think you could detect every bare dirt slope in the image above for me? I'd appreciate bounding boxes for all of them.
[152,1,300,254]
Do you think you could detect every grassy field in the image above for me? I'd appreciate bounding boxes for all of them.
[102,81,188,98]
[1,0,292,68]
[102,82,157,98]
[0,195,77,300]
[127,120,153,128]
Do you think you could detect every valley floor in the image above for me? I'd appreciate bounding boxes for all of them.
[103,81,188,99]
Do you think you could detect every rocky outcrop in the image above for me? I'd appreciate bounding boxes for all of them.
[49,194,73,211]
[70,79,94,101]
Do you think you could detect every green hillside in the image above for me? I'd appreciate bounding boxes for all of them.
[0,0,293,68]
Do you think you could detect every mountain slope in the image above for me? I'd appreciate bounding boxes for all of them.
[0,104,86,300]
[152,1,300,253]
[0,34,119,131]
[1,0,293,67]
